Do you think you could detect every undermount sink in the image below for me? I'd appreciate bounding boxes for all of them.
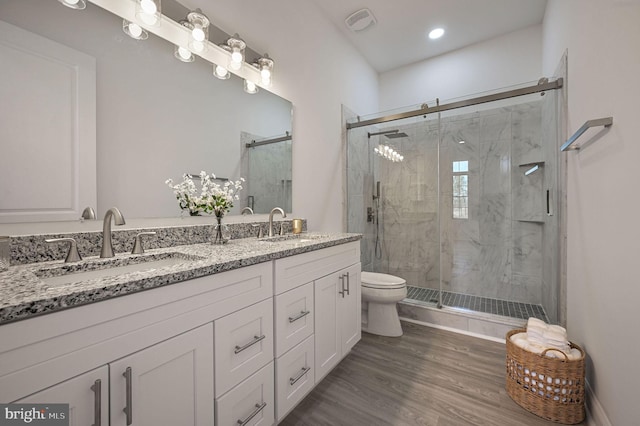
[35,252,202,288]
[259,233,330,243]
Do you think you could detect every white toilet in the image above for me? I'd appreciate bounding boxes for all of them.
[361,271,407,337]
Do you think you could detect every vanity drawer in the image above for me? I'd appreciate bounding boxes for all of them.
[215,298,274,396]
[275,335,315,422]
[274,282,314,357]
[274,241,360,294]
[215,361,274,426]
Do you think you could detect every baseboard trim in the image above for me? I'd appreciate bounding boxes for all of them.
[400,317,505,344]
[585,379,611,426]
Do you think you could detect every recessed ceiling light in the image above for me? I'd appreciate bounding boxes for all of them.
[429,28,445,40]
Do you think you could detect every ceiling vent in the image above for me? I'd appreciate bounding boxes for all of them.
[345,8,377,32]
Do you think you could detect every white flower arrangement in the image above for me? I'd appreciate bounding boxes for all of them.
[165,171,245,218]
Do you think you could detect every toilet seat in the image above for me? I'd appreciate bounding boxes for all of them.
[361,271,406,290]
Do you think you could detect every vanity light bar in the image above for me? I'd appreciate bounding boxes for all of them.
[85,0,264,85]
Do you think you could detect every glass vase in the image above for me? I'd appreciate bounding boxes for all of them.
[213,215,229,244]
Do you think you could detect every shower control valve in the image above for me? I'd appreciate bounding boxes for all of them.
[367,207,374,223]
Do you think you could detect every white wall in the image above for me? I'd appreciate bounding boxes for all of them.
[379,25,543,111]
[187,0,379,231]
[543,1,640,424]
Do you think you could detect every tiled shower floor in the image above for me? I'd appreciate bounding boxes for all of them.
[405,286,549,322]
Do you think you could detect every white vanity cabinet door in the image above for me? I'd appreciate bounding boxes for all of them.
[339,263,362,354]
[109,323,214,426]
[14,366,108,426]
[215,361,274,426]
[275,335,315,422]
[314,272,341,382]
[215,298,274,397]
[314,262,362,383]
[274,282,314,357]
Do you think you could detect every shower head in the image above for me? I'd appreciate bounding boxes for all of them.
[385,132,408,139]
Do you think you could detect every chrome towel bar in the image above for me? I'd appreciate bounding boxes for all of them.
[560,117,613,152]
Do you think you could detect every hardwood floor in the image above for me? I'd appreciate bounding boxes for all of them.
[280,321,573,426]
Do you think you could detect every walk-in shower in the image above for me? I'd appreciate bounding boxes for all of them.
[346,79,564,325]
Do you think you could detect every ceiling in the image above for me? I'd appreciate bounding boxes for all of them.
[310,0,548,73]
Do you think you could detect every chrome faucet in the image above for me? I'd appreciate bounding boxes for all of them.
[268,207,286,237]
[241,207,254,215]
[100,207,126,258]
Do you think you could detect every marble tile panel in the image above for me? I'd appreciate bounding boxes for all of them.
[467,318,519,340]
[480,110,512,142]
[512,221,543,276]
[477,193,512,245]
[497,273,542,305]
[398,302,470,329]
[513,163,544,222]
[511,102,543,165]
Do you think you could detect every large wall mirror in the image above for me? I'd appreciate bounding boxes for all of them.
[0,0,292,225]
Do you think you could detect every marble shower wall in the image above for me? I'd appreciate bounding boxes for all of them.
[240,131,292,214]
[347,97,556,308]
[344,106,376,271]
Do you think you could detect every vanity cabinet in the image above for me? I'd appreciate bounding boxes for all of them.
[314,263,361,382]
[1,239,361,426]
[109,324,214,426]
[14,366,109,426]
[273,241,361,421]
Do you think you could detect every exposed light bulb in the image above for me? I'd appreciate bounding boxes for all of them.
[140,0,157,15]
[246,81,256,91]
[192,26,205,42]
[214,64,230,79]
[138,12,158,26]
[231,51,242,63]
[191,40,204,52]
[128,23,143,38]
[58,0,86,10]
[177,47,192,60]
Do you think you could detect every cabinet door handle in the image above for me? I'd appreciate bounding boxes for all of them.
[338,274,345,298]
[122,367,133,426]
[288,310,310,323]
[236,402,267,425]
[234,334,266,354]
[90,379,101,426]
[344,272,350,296]
[289,366,311,386]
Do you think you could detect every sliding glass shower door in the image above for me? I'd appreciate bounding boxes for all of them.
[346,82,561,323]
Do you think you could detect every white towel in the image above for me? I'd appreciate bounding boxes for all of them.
[527,317,547,329]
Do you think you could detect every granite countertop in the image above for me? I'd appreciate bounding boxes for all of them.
[0,233,361,325]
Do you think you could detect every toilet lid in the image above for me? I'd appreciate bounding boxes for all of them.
[361,271,406,290]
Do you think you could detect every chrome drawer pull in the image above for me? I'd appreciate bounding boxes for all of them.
[90,379,101,426]
[234,334,266,354]
[344,272,350,295]
[289,366,311,386]
[122,367,133,426]
[338,274,345,298]
[236,402,267,425]
[288,310,310,323]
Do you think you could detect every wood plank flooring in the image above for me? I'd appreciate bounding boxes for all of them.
[280,322,573,426]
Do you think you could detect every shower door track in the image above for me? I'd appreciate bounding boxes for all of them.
[346,78,563,129]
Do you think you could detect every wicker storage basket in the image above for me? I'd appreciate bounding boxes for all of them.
[505,328,585,424]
